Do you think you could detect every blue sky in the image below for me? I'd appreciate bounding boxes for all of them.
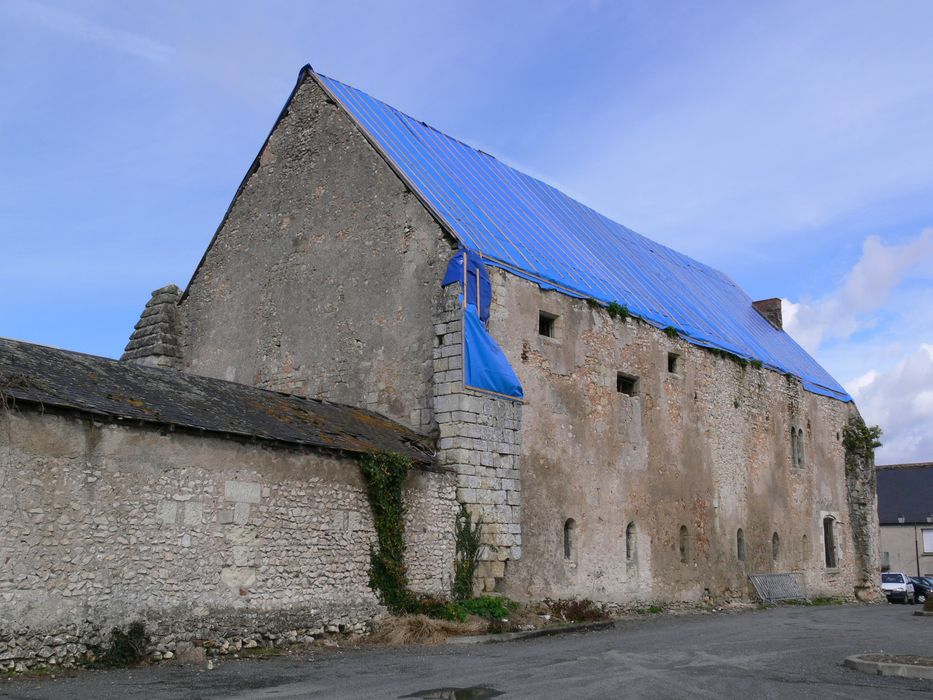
[1,0,932,462]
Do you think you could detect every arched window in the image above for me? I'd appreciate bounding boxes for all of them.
[823,517,837,568]
[772,532,781,562]
[625,522,636,562]
[563,519,576,560]
[790,426,798,467]
[802,534,810,562]
[736,528,746,561]
[679,525,689,563]
[796,428,805,468]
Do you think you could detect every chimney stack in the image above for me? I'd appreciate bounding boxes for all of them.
[122,284,182,368]
[752,298,783,330]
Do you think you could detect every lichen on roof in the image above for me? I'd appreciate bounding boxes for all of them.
[0,337,434,464]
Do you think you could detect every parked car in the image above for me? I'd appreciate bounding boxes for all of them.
[909,576,933,604]
[881,572,915,604]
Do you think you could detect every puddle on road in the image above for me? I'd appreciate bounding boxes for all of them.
[400,687,504,699]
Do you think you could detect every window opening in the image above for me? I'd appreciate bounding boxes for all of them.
[736,528,746,561]
[625,522,636,562]
[823,517,837,568]
[772,532,780,562]
[563,518,576,560]
[617,373,638,396]
[679,525,689,563]
[802,534,810,562]
[667,353,680,374]
[922,528,933,554]
[539,312,556,338]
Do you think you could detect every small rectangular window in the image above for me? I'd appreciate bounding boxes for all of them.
[923,528,933,554]
[667,352,680,374]
[616,373,638,396]
[538,312,556,338]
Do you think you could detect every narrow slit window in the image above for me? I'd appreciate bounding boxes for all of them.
[796,428,803,469]
[772,532,780,562]
[617,373,638,396]
[736,528,746,561]
[667,352,680,374]
[538,312,556,338]
[563,518,576,560]
[625,522,636,562]
[823,517,837,568]
[679,525,689,563]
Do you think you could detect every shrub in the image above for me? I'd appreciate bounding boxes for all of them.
[359,451,414,613]
[459,596,517,620]
[606,301,630,320]
[98,622,149,667]
[545,598,608,622]
[452,504,483,602]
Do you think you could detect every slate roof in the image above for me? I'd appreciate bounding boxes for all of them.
[0,337,434,464]
[876,463,933,524]
[308,67,850,402]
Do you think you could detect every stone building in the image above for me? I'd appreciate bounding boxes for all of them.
[0,338,453,668]
[1,65,880,667]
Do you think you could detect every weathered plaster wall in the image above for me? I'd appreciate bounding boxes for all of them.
[179,74,454,433]
[484,269,861,603]
[0,408,456,669]
[880,525,933,577]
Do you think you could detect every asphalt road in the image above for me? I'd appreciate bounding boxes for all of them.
[3,604,932,699]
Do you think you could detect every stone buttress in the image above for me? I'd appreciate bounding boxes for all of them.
[432,284,523,592]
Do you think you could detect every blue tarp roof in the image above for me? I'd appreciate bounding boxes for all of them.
[313,68,850,402]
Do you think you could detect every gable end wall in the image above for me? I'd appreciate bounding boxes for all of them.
[179,75,454,433]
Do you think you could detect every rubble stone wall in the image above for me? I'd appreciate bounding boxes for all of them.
[485,269,863,604]
[0,407,457,670]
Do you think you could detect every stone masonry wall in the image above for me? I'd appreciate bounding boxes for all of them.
[179,73,454,434]
[432,285,523,592]
[0,408,457,670]
[487,269,863,604]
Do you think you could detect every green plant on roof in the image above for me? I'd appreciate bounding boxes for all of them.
[586,298,602,309]
[714,348,748,368]
[750,359,763,369]
[662,326,679,339]
[606,301,630,320]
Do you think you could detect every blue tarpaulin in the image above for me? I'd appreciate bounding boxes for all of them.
[314,68,851,403]
[462,303,524,400]
[442,249,492,323]
[442,250,523,399]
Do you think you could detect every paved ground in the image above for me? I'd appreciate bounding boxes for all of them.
[3,604,932,699]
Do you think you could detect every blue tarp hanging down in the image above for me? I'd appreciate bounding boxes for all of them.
[463,303,523,399]
[442,249,492,323]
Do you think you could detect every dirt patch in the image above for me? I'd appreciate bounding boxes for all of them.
[368,615,487,646]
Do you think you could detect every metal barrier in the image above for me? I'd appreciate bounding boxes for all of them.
[748,573,807,602]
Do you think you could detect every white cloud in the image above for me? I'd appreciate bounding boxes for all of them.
[783,229,933,353]
[848,344,933,464]
[784,229,933,463]
[6,0,173,64]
